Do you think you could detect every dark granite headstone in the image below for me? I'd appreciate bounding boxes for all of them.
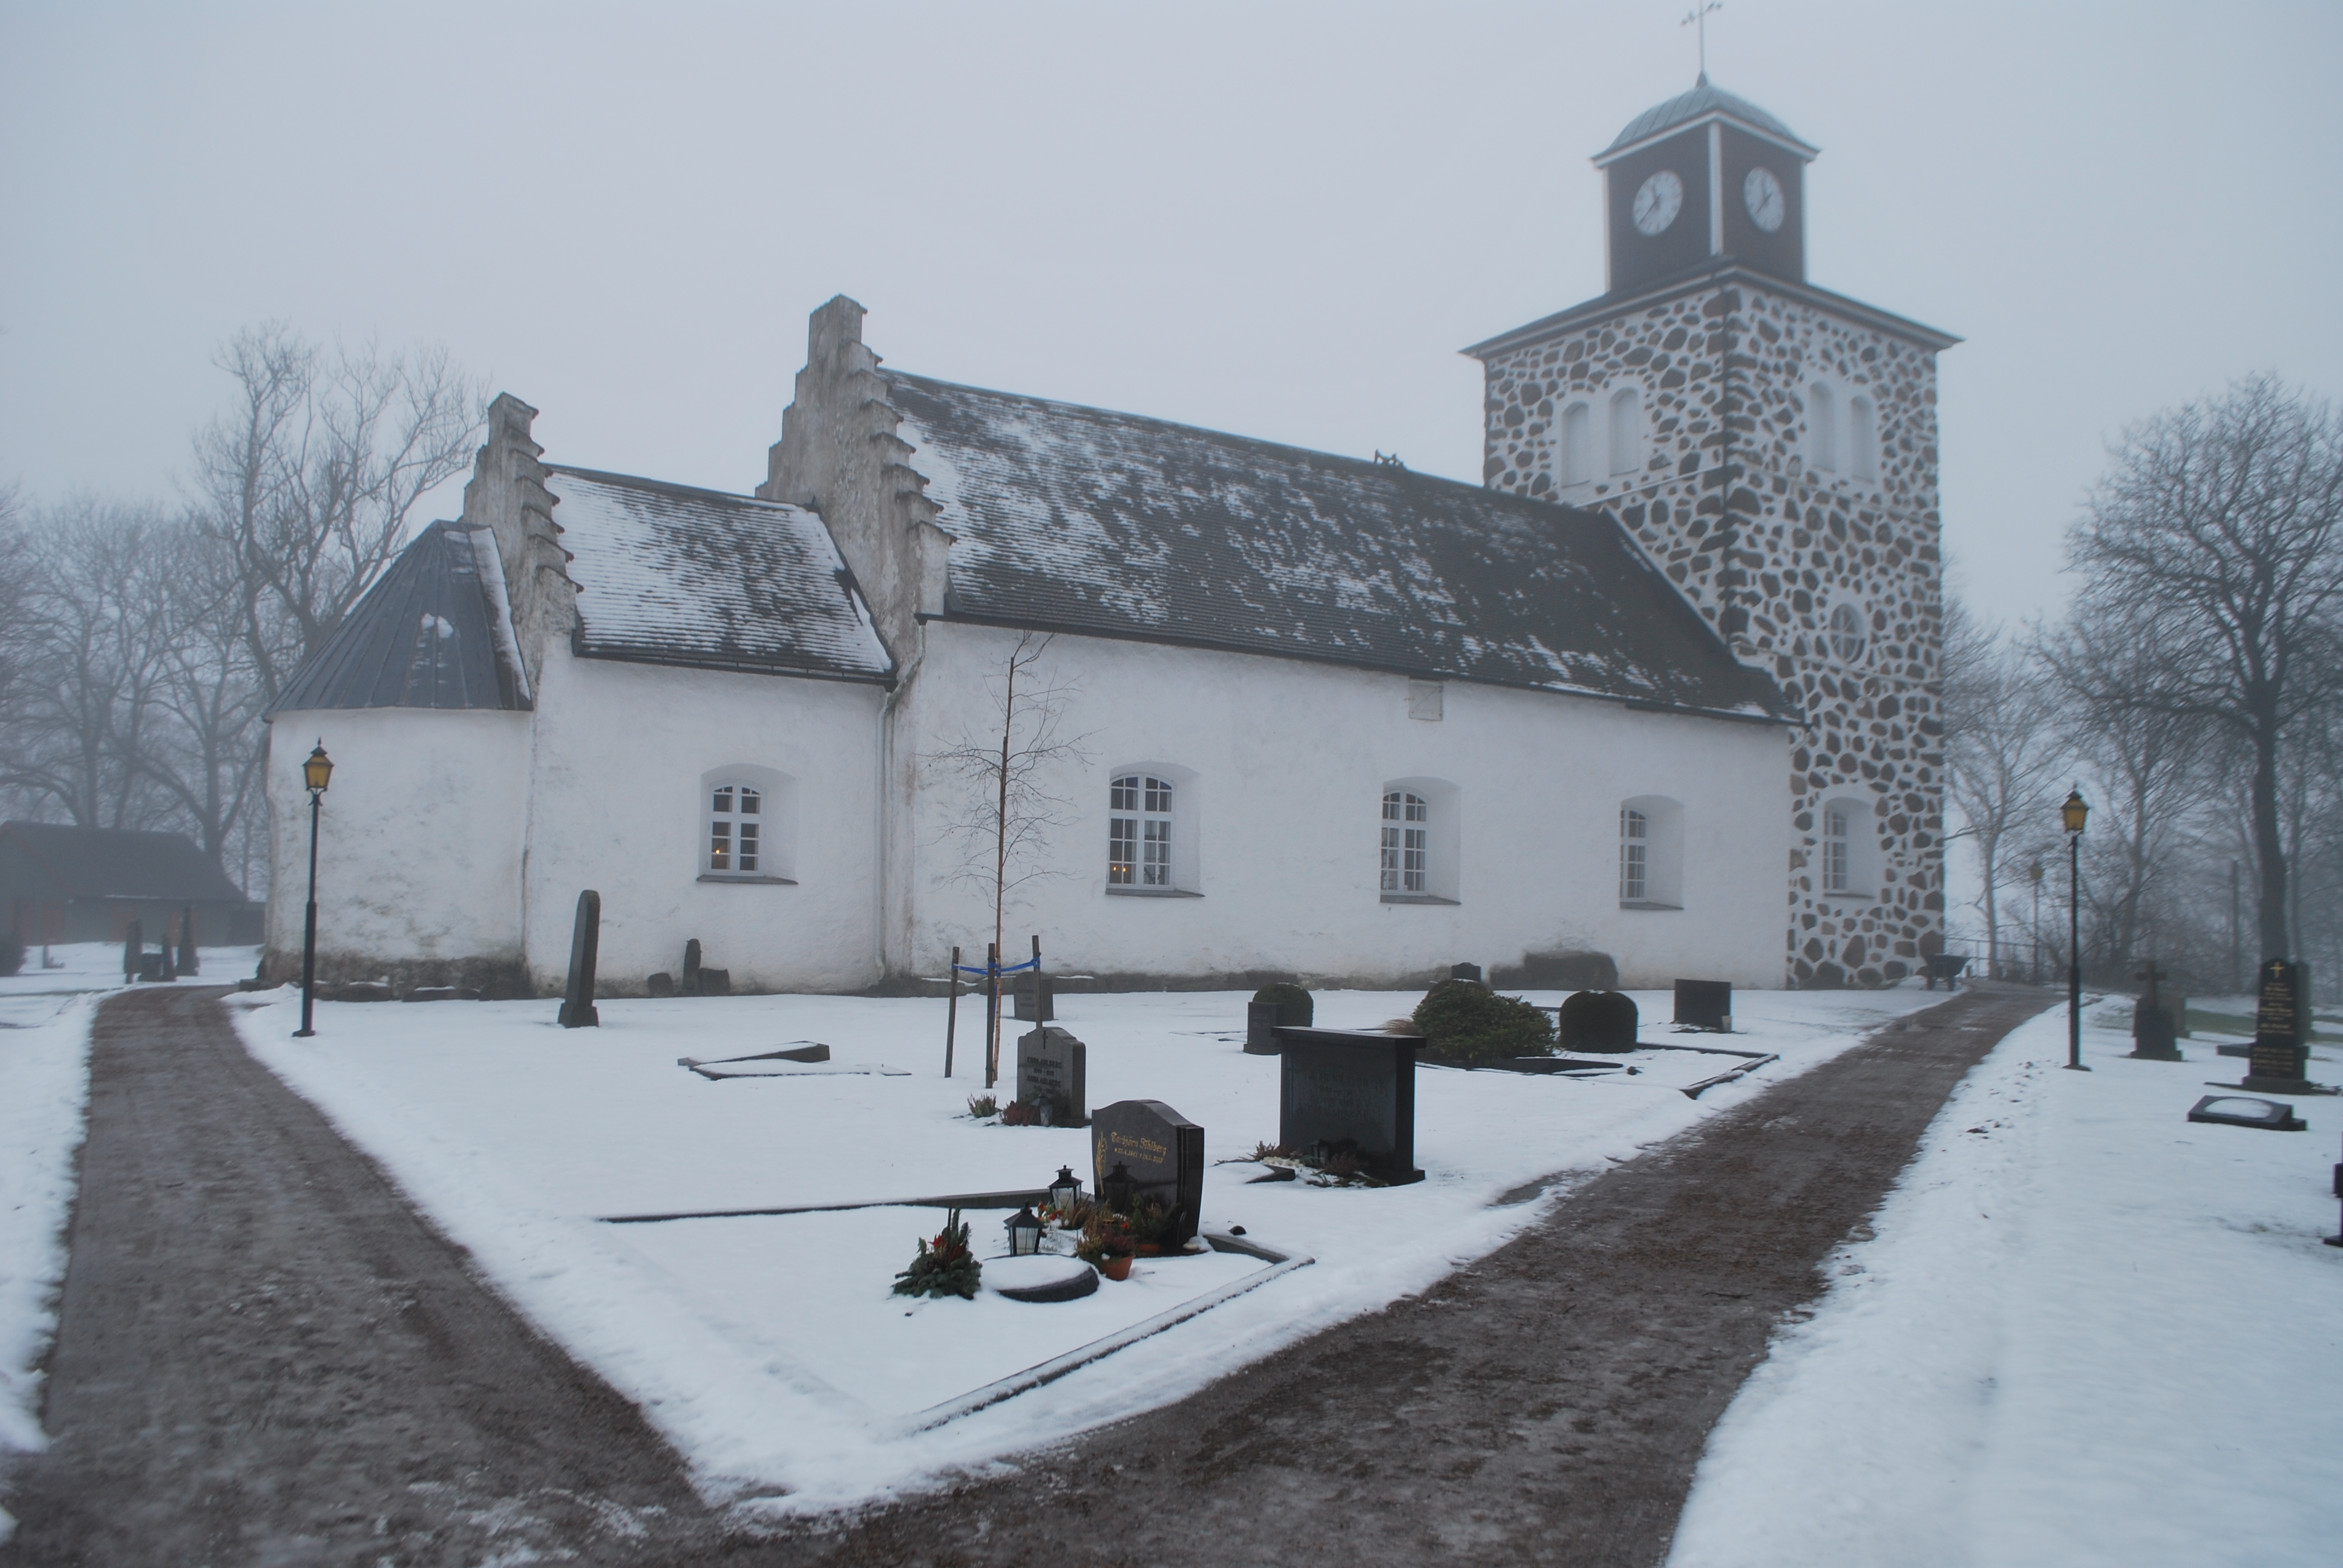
[1674,979,1732,1032]
[1449,962,1484,983]
[1092,1099,1204,1244]
[2128,961,2181,1060]
[1274,1027,1424,1184]
[1559,990,1638,1052]
[178,906,198,976]
[122,921,143,984]
[559,889,601,1028]
[1018,1025,1088,1126]
[646,972,675,998]
[1245,1002,1283,1054]
[2247,959,2310,1086]
[696,967,731,997]
[1924,953,1968,990]
[136,950,163,982]
[682,938,703,996]
[1014,972,1054,1022]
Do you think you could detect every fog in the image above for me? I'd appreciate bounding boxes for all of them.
[4,0,2339,628]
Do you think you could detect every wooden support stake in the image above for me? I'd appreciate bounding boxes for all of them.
[945,945,960,1078]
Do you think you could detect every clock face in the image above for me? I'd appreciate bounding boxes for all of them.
[1631,171,1684,237]
[1743,166,1786,233]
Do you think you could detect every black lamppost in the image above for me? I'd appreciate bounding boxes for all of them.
[2062,788,2089,1071]
[294,742,333,1038]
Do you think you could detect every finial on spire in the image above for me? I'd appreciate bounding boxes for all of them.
[1683,0,1722,85]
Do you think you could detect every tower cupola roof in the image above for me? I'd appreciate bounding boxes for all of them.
[1595,80,1817,166]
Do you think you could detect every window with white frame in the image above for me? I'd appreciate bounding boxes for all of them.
[1109,774,1175,888]
[1821,802,1852,893]
[1608,387,1643,476]
[1620,807,1648,901]
[1619,794,1684,907]
[1810,382,1839,472]
[708,783,762,874]
[1850,393,1878,481]
[1561,402,1593,487]
[1828,601,1869,663]
[1381,790,1429,894]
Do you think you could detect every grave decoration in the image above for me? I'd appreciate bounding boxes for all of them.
[1004,1205,1044,1256]
[2126,961,2181,1060]
[1559,990,1639,1052]
[1047,1164,1083,1214]
[1017,1025,1089,1125]
[1273,1028,1424,1184]
[1092,1101,1205,1246]
[1411,978,1555,1066]
[558,890,601,1029]
[965,1093,999,1120]
[891,1209,981,1299]
[1246,982,1314,1054]
[1673,979,1732,1033]
[2184,1094,2305,1132]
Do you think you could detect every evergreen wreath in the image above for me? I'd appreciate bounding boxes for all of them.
[892,1209,983,1299]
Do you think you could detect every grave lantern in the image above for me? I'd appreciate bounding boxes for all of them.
[1102,1161,1135,1216]
[1005,1205,1044,1256]
[1048,1165,1082,1214]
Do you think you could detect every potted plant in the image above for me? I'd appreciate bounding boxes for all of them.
[1074,1211,1136,1280]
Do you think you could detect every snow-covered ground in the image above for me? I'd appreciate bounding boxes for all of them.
[1670,998,2343,1567]
[227,982,1939,1515]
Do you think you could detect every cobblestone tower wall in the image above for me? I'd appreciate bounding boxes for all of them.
[1478,280,1946,986]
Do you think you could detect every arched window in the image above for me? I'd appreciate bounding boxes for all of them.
[1619,807,1648,901]
[1822,803,1852,893]
[1849,393,1878,481]
[1829,601,1869,663]
[1608,387,1642,476]
[1109,774,1174,887]
[1810,382,1839,472]
[1561,402,1593,487]
[1381,790,1429,895]
[708,783,762,873]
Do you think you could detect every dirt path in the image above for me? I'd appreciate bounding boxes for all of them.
[3,984,2050,1567]
[0,985,707,1567]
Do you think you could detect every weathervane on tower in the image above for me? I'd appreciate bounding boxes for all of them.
[1683,1,1722,85]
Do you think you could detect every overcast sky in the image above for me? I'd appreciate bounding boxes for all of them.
[4,1,2338,631]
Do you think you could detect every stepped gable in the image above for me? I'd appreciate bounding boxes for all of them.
[269,523,531,713]
[545,467,895,685]
[886,373,1795,722]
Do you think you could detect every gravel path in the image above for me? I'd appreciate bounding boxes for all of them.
[2,984,2050,1567]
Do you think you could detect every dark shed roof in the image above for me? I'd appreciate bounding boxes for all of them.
[269,523,530,714]
[1,822,246,903]
[547,468,895,684]
[888,374,1794,722]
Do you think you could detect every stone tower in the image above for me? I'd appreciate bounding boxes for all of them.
[1466,82,1959,987]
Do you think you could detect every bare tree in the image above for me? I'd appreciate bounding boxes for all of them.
[1941,595,2059,976]
[927,633,1090,1086]
[192,324,483,704]
[2066,373,2343,961]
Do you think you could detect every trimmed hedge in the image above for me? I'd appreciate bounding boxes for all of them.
[1411,978,1556,1064]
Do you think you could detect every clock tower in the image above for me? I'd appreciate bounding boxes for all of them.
[1467,81,1961,988]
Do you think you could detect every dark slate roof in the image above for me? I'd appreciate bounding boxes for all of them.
[887,374,1794,722]
[1,822,248,904]
[546,468,894,684]
[1598,80,1816,162]
[269,523,530,714]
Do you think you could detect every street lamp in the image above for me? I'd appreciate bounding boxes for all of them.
[2062,788,2089,1071]
[295,742,333,1038]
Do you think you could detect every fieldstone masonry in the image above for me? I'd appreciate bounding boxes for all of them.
[1476,279,1948,986]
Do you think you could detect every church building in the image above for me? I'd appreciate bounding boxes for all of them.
[264,80,1953,998]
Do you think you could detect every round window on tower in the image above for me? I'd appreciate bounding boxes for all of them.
[1828,603,1869,664]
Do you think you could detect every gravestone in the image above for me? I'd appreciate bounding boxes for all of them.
[1560,990,1638,1052]
[1924,953,1968,990]
[646,972,675,998]
[1014,971,1055,1022]
[2245,959,2312,1089]
[1092,1100,1204,1244]
[697,967,732,996]
[1245,984,1314,1056]
[1449,962,1484,983]
[1674,979,1732,1032]
[122,921,143,984]
[1017,1025,1089,1126]
[682,938,703,996]
[1274,1027,1424,1184]
[1245,1002,1282,1054]
[559,889,601,1028]
[2127,960,2181,1060]
[178,906,199,976]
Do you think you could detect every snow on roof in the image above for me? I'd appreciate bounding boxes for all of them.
[269,522,531,715]
[1,822,248,904]
[547,468,894,685]
[886,374,1794,722]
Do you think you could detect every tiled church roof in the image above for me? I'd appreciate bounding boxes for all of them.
[548,468,895,685]
[888,374,1795,722]
[269,523,532,714]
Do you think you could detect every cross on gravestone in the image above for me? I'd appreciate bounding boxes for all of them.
[1273,1027,1426,1184]
[2128,959,2182,1060]
[1017,1025,1088,1126]
[1092,1100,1204,1245]
[2246,959,2312,1089]
[559,890,601,1028]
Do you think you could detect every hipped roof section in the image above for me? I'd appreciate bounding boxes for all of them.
[548,468,895,685]
[268,523,531,714]
[887,373,1795,723]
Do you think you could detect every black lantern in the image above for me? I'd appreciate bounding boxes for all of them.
[1048,1165,1082,1215]
[1102,1161,1135,1216]
[2060,789,2089,835]
[303,743,335,794]
[294,741,335,1040]
[1005,1205,1043,1256]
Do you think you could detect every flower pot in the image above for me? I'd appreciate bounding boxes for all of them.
[1100,1255,1133,1281]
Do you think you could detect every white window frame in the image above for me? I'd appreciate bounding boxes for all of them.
[1381,790,1429,894]
[1608,385,1643,476]
[700,763,796,884]
[1620,807,1648,901]
[1619,794,1685,909]
[1104,762,1200,897]
[1817,795,1875,900]
[1380,776,1461,904]
[1827,601,1870,664]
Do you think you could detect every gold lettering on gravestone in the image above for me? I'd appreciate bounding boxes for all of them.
[2251,959,2307,1081]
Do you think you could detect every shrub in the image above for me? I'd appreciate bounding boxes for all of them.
[1411,978,1556,1064]
[965,1093,998,1120]
[0,932,23,978]
[1251,982,1313,1027]
[999,1099,1039,1126]
[1559,990,1639,1051]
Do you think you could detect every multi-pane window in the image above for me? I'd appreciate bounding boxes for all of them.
[709,783,762,873]
[1620,808,1649,901]
[1822,803,1850,893]
[1109,775,1173,887]
[1381,791,1429,893]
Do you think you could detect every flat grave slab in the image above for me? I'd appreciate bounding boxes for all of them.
[2186,1094,2307,1131]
